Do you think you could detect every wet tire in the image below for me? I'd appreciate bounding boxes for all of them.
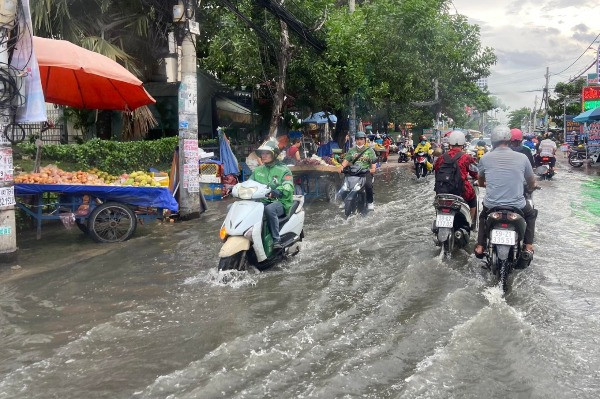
[344,199,355,218]
[568,154,584,168]
[218,250,248,271]
[88,202,137,243]
[415,164,421,178]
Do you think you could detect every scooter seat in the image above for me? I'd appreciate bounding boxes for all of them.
[278,200,301,225]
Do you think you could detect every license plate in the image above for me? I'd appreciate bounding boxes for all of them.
[436,214,454,228]
[490,229,516,245]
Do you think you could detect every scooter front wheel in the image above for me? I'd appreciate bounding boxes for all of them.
[218,250,248,271]
[344,199,356,218]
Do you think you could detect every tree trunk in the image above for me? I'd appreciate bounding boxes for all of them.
[268,19,293,138]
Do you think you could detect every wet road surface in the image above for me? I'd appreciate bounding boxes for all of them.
[1,162,599,398]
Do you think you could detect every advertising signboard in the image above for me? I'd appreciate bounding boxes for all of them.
[565,117,582,145]
[582,86,600,111]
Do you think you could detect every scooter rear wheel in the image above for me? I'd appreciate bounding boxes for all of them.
[568,154,584,167]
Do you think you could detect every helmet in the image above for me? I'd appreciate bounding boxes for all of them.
[477,140,486,146]
[255,140,280,158]
[448,130,466,146]
[491,125,511,143]
[355,131,367,139]
[510,128,523,142]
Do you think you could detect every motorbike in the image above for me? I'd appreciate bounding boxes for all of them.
[398,146,410,163]
[535,156,555,179]
[338,165,369,217]
[568,147,600,168]
[414,151,429,178]
[482,200,534,292]
[432,194,474,256]
[218,180,305,271]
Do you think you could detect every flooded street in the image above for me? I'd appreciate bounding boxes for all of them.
[1,163,600,398]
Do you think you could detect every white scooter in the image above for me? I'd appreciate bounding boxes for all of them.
[218,180,305,271]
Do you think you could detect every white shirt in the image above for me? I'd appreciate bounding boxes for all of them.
[539,139,557,157]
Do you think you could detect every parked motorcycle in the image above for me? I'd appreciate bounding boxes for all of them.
[568,147,600,168]
[535,156,555,179]
[338,165,369,217]
[432,194,474,256]
[218,180,305,271]
[414,151,429,178]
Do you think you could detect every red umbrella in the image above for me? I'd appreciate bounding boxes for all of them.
[33,36,155,111]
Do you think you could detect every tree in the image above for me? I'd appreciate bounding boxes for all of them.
[507,107,531,129]
[548,77,585,121]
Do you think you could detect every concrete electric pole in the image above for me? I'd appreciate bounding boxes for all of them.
[0,0,18,262]
[543,66,550,132]
[174,1,201,219]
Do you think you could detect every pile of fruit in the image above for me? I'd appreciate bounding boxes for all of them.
[15,166,165,187]
[121,171,163,187]
[88,168,120,184]
[14,165,106,185]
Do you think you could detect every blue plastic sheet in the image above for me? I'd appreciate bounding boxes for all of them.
[219,129,240,175]
[15,184,179,211]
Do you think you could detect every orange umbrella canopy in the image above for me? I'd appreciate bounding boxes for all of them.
[33,36,155,111]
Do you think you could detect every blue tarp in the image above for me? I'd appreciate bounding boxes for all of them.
[573,107,600,123]
[219,130,240,175]
[303,112,337,124]
[317,141,341,157]
[15,184,179,211]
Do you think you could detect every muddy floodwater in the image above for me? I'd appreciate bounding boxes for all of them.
[1,162,599,398]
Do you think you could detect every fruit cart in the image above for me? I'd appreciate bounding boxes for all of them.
[289,164,343,202]
[15,184,178,243]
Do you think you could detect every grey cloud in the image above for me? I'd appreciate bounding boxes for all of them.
[572,23,589,33]
[508,0,595,14]
[572,32,598,44]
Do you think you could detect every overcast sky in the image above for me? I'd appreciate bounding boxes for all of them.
[452,0,600,113]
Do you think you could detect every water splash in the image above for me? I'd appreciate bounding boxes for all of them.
[184,268,258,288]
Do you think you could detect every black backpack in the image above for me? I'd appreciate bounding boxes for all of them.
[434,152,464,196]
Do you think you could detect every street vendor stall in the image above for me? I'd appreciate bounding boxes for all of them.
[15,183,177,242]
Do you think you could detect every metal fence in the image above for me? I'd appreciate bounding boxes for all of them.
[20,105,66,144]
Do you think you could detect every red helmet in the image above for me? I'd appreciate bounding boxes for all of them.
[510,128,523,142]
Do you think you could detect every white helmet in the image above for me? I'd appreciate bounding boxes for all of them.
[448,130,466,146]
[491,125,511,143]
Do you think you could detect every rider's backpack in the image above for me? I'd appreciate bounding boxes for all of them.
[434,152,464,196]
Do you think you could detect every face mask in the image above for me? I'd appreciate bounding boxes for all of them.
[357,144,365,149]
[421,141,426,145]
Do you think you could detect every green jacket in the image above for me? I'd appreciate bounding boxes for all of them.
[344,146,377,169]
[249,161,294,214]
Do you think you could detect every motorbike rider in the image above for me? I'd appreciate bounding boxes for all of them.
[414,135,432,164]
[249,140,295,249]
[341,131,377,210]
[474,126,538,259]
[509,128,535,167]
[535,133,557,171]
[475,140,488,160]
[433,130,478,223]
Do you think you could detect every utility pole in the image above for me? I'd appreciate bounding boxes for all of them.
[530,95,538,134]
[543,66,550,132]
[348,0,356,143]
[174,1,201,219]
[0,0,18,262]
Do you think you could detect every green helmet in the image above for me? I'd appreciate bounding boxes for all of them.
[355,131,367,139]
[255,140,280,157]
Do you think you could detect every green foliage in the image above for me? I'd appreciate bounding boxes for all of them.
[508,107,532,129]
[15,137,217,174]
[548,77,585,119]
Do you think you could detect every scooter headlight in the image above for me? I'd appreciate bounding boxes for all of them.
[342,182,349,191]
[219,225,228,242]
[238,186,257,199]
[353,182,362,191]
[243,226,254,241]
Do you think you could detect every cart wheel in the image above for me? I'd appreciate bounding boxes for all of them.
[75,219,89,235]
[88,202,137,243]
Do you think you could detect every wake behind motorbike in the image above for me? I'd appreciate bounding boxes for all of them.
[432,194,474,257]
[414,151,429,178]
[338,165,369,218]
[218,180,305,271]
[535,156,555,179]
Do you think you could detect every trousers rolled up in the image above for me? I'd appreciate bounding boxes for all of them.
[264,201,285,241]
[477,203,537,246]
